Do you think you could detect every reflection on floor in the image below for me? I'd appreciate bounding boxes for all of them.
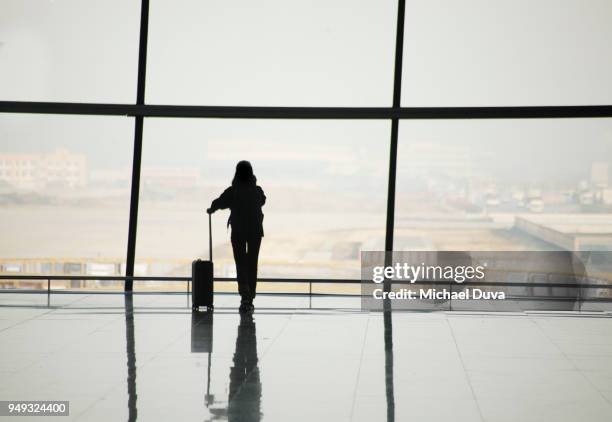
[1,293,612,421]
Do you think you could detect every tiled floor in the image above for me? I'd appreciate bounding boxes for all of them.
[1,293,612,421]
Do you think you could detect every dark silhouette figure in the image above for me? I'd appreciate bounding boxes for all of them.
[208,161,266,312]
[227,313,262,422]
[204,313,262,422]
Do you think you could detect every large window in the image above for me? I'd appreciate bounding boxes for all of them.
[402,0,612,106]
[136,119,388,280]
[147,0,397,106]
[1,0,612,291]
[0,114,134,288]
[0,0,140,103]
[395,119,612,251]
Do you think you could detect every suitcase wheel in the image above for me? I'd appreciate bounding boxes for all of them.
[206,305,214,311]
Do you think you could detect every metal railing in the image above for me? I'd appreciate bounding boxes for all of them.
[0,275,361,297]
[2,274,612,298]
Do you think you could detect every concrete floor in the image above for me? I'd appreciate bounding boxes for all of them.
[1,293,612,421]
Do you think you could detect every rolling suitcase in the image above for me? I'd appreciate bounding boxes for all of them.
[192,213,214,311]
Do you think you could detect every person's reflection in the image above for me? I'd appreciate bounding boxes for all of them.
[195,312,261,421]
[124,294,137,422]
[227,313,262,422]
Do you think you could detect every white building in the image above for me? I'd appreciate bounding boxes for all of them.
[0,149,87,190]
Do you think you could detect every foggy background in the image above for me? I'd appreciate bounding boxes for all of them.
[1,0,612,285]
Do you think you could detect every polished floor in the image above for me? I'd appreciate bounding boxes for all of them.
[1,293,612,421]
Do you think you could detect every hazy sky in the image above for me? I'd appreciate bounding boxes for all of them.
[1,0,612,188]
[1,0,611,105]
[402,0,612,106]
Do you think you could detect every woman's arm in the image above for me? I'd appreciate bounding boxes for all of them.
[208,187,233,213]
[258,186,266,206]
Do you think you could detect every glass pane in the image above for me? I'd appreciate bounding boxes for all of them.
[0,114,134,289]
[137,119,389,283]
[147,0,397,106]
[402,0,612,106]
[0,0,140,103]
[395,119,612,251]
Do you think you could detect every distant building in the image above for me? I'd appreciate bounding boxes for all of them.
[515,214,612,251]
[0,149,87,190]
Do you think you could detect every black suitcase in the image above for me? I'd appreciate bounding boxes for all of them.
[192,213,214,311]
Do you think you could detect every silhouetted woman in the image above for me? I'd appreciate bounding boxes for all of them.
[207,161,266,312]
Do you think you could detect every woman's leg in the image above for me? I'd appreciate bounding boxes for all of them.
[246,236,262,302]
[231,236,250,303]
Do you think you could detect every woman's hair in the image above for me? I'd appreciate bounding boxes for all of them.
[232,160,256,186]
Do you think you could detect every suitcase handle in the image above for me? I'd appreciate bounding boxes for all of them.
[208,212,212,262]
